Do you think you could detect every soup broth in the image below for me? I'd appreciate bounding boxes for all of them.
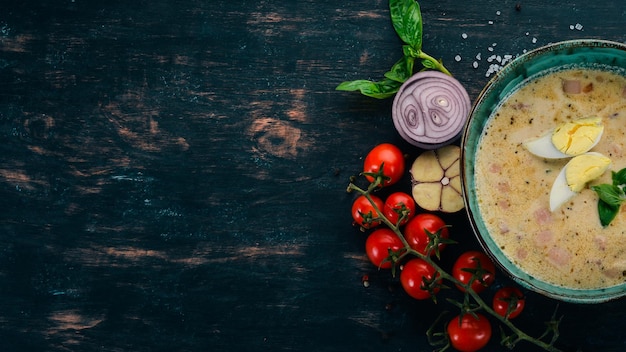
[475,68,626,289]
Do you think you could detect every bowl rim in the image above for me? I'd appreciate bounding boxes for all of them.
[460,39,626,304]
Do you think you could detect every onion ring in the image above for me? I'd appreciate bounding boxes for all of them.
[392,71,471,149]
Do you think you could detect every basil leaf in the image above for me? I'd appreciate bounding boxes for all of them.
[384,56,414,83]
[335,79,401,99]
[389,0,423,49]
[335,79,373,91]
[612,168,626,186]
[597,199,620,227]
[336,0,450,99]
[591,184,624,207]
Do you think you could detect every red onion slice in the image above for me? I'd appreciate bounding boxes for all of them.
[392,71,471,149]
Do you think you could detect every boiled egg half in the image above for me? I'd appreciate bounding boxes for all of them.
[549,152,611,211]
[524,116,604,159]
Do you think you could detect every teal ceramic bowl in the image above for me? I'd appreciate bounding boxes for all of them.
[461,39,626,303]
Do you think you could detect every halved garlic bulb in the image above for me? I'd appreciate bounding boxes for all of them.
[410,145,464,213]
[549,152,611,211]
[524,117,604,159]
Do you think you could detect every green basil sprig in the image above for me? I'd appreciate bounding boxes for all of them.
[336,0,451,99]
[591,168,626,227]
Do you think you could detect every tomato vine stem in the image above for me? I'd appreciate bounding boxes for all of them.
[347,172,564,352]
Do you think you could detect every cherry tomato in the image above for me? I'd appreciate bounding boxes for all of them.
[365,228,404,269]
[447,313,492,352]
[452,251,496,293]
[400,258,440,300]
[492,286,525,319]
[383,192,416,226]
[351,195,384,229]
[363,143,405,187]
[403,213,449,256]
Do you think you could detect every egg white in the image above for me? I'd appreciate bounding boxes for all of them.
[549,165,577,211]
[549,152,610,211]
[524,133,571,159]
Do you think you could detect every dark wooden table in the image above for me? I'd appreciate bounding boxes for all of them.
[1,1,625,351]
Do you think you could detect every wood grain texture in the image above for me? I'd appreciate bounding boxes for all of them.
[0,0,625,351]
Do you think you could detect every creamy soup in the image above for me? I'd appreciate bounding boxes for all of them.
[475,67,626,289]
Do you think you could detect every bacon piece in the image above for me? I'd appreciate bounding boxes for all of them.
[489,163,502,173]
[594,235,607,251]
[534,229,553,246]
[496,181,511,193]
[497,200,510,210]
[562,79,581,94]
[533,207,553,225]
[498,220,510,234]
[516,247,528,260]
[547,247,571,267]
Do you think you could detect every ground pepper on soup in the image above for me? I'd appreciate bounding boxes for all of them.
[475,68,626,289]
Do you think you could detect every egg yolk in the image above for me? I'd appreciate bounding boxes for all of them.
[551,117,603,156]
[565,153,611,192]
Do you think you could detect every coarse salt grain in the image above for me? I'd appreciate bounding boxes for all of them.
[488,20,494,25]
[486,63,501,77]
[473,61,479,69]
[455,55,462,62]
[462,33,468,39]
[575,23,583,30]
[481,51,520,78]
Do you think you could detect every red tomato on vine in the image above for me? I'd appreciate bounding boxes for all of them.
[447,313,492,352]
[400,258,440,300]
[403,213,449,256]
[363,143,405,187]
[492,286,525,319]
[452,251,496,293]
[351,195,384,229]
[383,192,416,226]
[365,228,404,269]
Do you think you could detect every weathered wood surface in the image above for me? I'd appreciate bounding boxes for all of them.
[1,1,625,351]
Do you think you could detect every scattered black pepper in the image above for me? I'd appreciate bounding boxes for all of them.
[515,3,522,11]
